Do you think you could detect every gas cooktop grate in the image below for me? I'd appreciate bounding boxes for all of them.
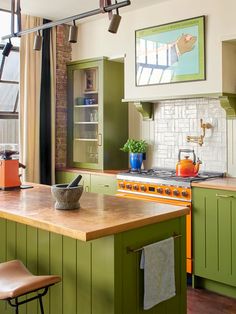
[125,168,224,182]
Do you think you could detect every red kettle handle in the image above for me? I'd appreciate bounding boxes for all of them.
[178,149,196,164]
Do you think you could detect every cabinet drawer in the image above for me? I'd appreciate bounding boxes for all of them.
[90,174,117,195]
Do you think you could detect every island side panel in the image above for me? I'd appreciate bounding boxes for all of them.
[118,216,187,314]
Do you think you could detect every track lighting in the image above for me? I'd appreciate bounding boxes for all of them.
[108,1,121,34]
[2,39,13,57]
[68,20,78,43]
[33,31,42,51]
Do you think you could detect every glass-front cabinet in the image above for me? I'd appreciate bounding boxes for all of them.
[67,57,128,170]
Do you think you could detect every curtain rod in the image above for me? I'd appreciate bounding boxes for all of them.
[1,0,131,40]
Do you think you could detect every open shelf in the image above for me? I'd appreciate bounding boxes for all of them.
[74,122,98,125]
[74,105,99,108]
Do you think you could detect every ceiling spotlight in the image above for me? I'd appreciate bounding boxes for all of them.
[108,1,121,34]
[68,20,78,43]
[2,39,13,57]
[33,31,42,51]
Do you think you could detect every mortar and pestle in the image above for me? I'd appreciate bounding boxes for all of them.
[51,175,83,210]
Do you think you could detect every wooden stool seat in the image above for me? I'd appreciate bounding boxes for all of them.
[0,260,61,313]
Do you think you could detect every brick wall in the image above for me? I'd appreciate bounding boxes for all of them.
[55,25,72,168]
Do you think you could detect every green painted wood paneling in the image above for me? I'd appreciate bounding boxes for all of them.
[121,218,186,314]
[193,187,236,292]
[0,216,186,314]
[50,233,63,314]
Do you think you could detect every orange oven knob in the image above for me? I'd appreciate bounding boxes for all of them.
[126,184,132,190]
[119,182,125,189]
[140,185,147,192]
[133,184,139,191]
[165,188,171,195]
[157,187,163,194]
[182,190,188,197]
[173,189,180,196]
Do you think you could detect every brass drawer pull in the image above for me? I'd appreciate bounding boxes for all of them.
[216,194,235,198]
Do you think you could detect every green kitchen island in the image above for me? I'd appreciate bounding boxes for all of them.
[0,184,189,314]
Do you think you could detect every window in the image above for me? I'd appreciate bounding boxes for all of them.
[0,9,20,145]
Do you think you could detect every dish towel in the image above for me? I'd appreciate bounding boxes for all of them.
[140,237,176,310]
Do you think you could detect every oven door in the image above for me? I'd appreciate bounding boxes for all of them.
[116,192,192,273]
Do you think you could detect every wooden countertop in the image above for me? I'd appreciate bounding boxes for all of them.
[192,177,236,191]
[0,184,189,241]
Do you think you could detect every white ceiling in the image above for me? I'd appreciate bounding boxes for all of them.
[1,0,168,21]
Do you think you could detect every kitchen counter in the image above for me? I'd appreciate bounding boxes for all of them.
[0,183,188,314]
[191,177,236,191]
[0,183,189,241]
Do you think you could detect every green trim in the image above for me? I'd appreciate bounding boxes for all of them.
[219,95,236,118]
[133,101,153,120]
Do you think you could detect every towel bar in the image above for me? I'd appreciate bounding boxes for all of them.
[127,234,182,253]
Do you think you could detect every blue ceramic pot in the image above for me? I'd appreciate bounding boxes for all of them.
[129,153,143,172]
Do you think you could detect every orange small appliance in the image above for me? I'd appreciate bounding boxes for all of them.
[0,149,25,190]
[176,149,201,177]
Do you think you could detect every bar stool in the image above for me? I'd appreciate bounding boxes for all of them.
[0,260,61,314]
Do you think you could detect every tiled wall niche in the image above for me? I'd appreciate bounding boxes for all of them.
[129,98,227,173]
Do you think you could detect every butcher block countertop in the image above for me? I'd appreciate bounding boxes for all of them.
[192,177,236,191]
[0,183,189,241]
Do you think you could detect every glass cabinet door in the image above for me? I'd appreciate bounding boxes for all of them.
[72,66,101,166]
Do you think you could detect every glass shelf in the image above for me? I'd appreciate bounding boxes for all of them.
[74,122,98,124]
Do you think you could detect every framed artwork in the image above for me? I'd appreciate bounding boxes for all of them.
[135,16,205,86]
[84,68,97,92]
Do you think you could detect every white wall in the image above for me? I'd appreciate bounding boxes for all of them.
[72,0,236,99]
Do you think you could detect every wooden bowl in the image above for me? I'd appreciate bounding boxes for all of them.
[51,184,83,210]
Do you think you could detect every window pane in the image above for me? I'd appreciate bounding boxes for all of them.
[0,119,18,144]
[0,83,18,111]
[0,11,20,47]
[1,50,19,81]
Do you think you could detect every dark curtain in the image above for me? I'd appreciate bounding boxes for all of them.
[40,19,52,184]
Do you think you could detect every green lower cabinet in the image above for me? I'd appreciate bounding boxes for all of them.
[90,174,117,195]
[0,217,186,314]
[56,171,91,192]
[192,187,236,297]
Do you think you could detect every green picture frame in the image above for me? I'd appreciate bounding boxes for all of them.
[135,16,206,86]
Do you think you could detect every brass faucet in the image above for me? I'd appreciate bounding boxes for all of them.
[186,119,213,146]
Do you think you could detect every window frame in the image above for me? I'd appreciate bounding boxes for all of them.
[0,8,19,119]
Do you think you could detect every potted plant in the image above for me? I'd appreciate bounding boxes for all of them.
[120,139,148,172]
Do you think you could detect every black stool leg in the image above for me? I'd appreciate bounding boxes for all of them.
[15,298,19,314]
[39,295,44,314]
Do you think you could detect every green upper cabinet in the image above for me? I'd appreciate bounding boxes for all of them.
[192,187,236,289]
[67,57,128,170]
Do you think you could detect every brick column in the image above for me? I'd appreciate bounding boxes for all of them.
[55,25,72,168]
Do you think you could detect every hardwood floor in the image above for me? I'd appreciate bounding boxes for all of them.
[187,287,236,314]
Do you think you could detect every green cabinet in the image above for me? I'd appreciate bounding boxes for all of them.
[56,170,117,195]
[90,174,117,195]
[192,187,236,297]
[67,57,128,170]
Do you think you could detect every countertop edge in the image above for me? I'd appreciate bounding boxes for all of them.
[0,207,190,242]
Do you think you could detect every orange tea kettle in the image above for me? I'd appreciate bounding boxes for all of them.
[176,149,201,177]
